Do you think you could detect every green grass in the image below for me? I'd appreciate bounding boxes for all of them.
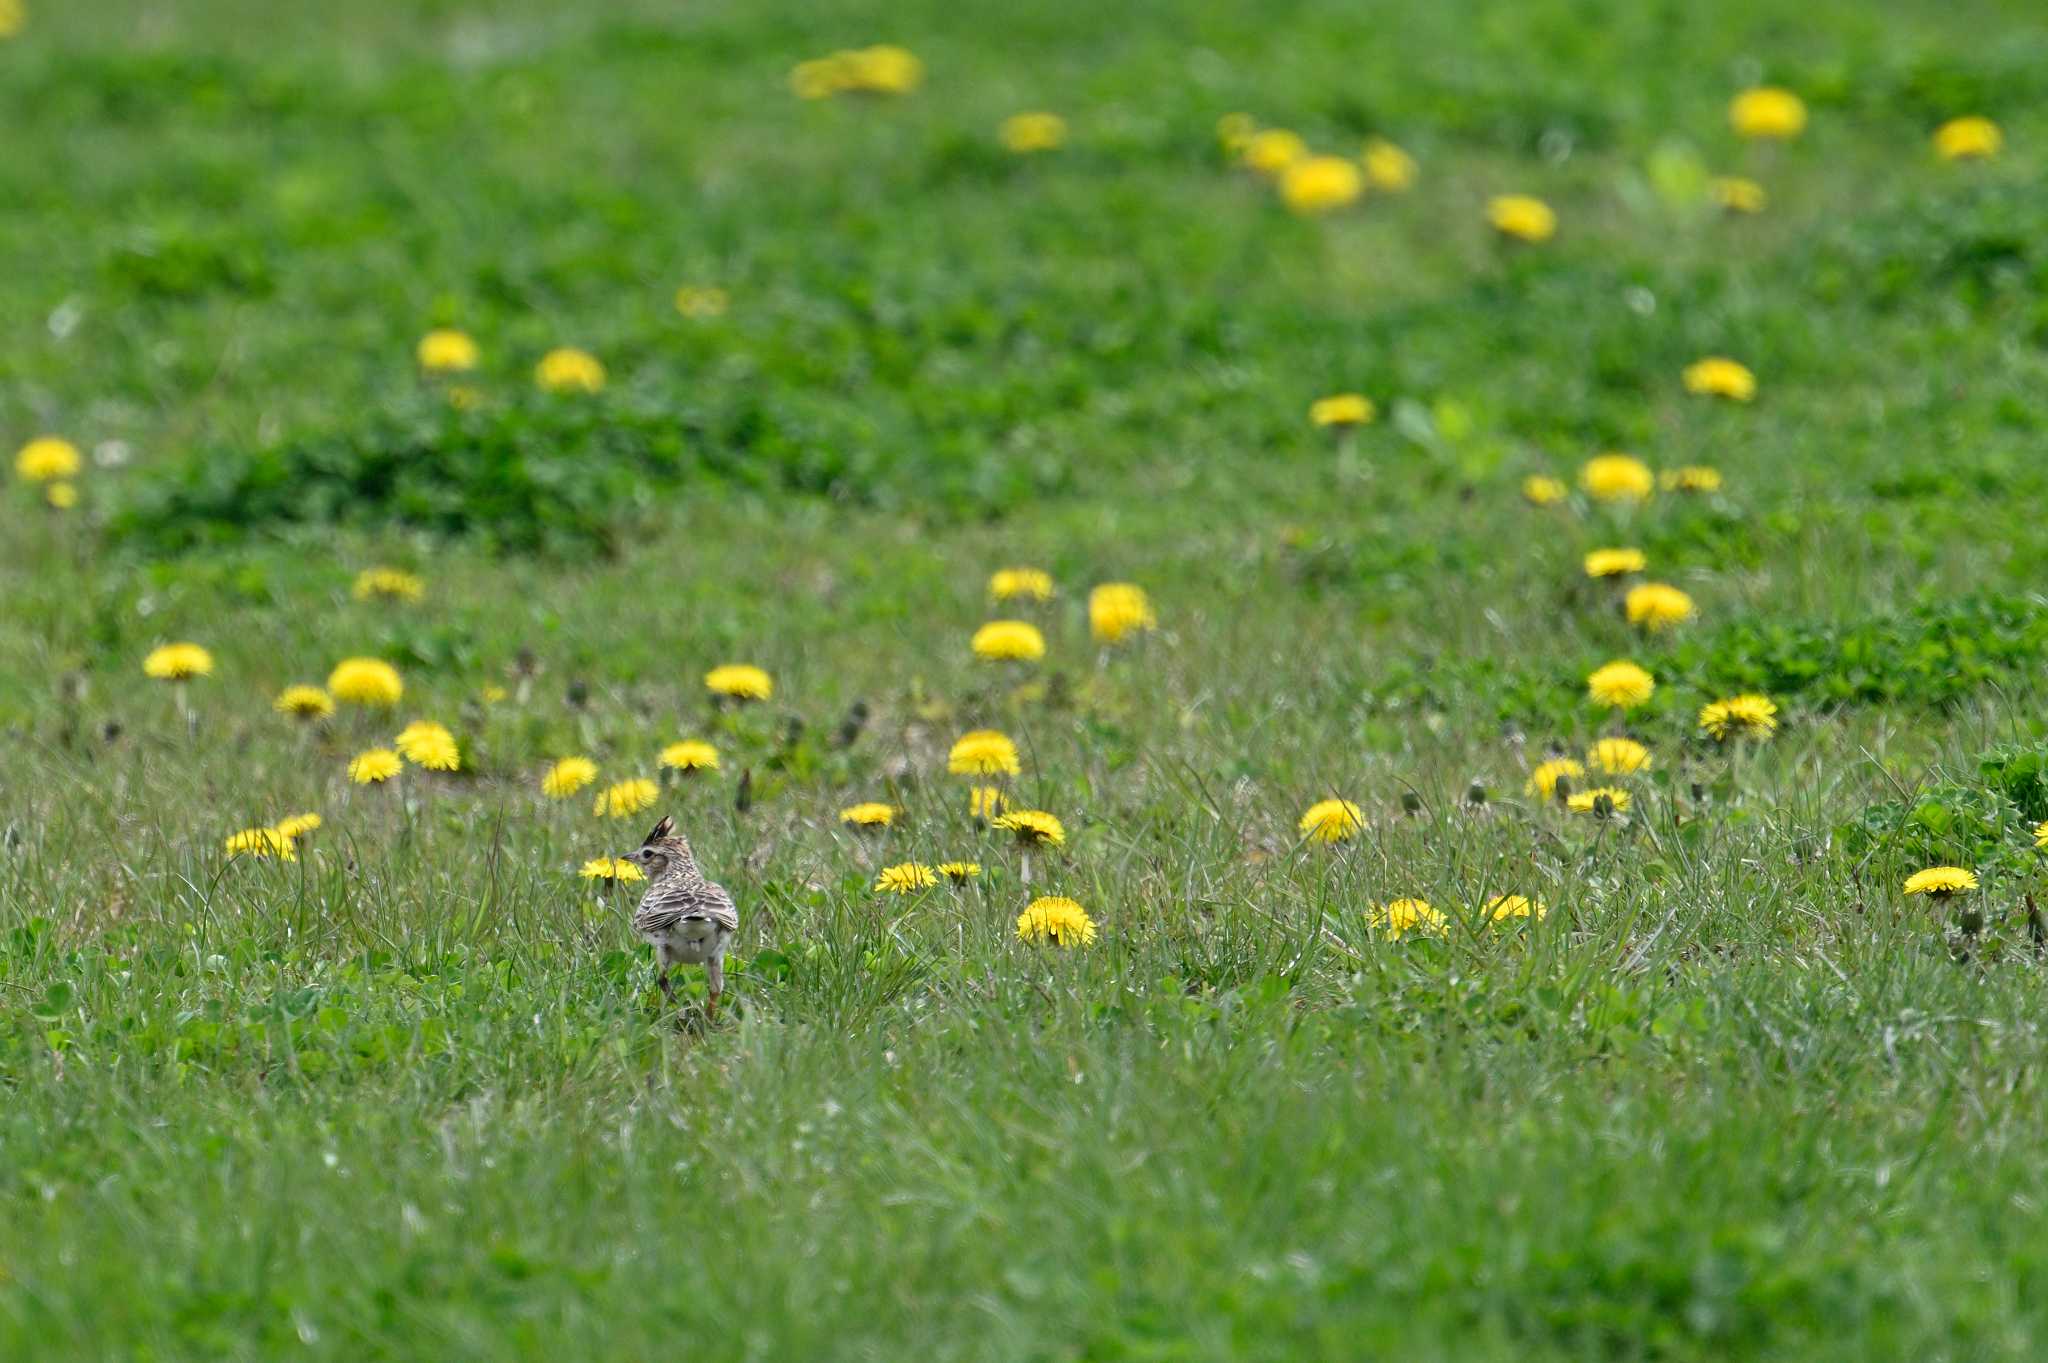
[7,0,2048,1358]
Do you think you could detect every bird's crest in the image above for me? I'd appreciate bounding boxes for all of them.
[641,814,694,859]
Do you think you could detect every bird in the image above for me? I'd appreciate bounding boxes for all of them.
[620,814,738,1019]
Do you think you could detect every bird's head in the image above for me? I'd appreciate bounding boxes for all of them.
[622,813,692,876]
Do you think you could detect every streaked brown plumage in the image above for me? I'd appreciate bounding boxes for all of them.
[622,814,738,1018]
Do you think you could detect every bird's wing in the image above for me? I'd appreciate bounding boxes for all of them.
[633,879,739,934]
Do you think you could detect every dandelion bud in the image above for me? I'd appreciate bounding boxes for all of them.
[833,700,871,749]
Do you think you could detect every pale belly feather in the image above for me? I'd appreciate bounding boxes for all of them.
[645,916,728,966]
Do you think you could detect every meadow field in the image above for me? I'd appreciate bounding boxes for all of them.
[6,0,2048,1358]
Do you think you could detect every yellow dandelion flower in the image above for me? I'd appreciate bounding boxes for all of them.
[415,329,478,373]
[1216,112,1257,153]
[1016,895,1096,948]
[949,729,1021,777]
[938,861,981,883]
[1361,138,1417,192]
[789,56,850,100]
[1587,660,1655,710]
[1521,474,1568,507]
[273,813,323,841]
[393,719,448,750]
[2035,821,2048,850]
[328,657,404,707]
[990,566,1055,602]
[1298,798,1366,844]
[1698,694,1778,742]
[1000,111,1067,154]
[477,684,508,705]
[0,0,23,39]
[402,734,461,778]
[1280,156,1364,215]
[348,748,402,784]
[394,720,461,772]
[790,45,917,99]
[969,785,1009,820]
[1310,394,1376,428]
[1486,894,1547,923]
[1241,128,1307,175]
[1373,898,1445,941]
[1587,737,1652,776]
[995,809,1065,847]
[1526,758,1584,800]
[1661,465,1723,493]
[1903,866,1977,897]
[351,567,426,603]
[143,643,213,681]
[972,620,1046,662]
[849,44,923,95]
[541,756,599,799]
[1566,786,1632,816]
[224,827,296,861]
[1934,116,2002,162]
[674,285,729,318]
[1580,453,1654,503]
[535,347,605,394]
[660,740,720,773]
[839,801,897,829]
[273,684,334,720]
[1089,583,1156,644]
[581,857,645,883]
[1584,547,1647,579]
[594,779,659,818]
[1487,194,1556,243]
[1729,86,1806,140]
[1709,176,1766,214]
[1682,356,1756,402]
[45,481,78,509]
[875,862,938,894]
[705,663,773,702]
[14,435,81,483]
[1625,582,1696,632]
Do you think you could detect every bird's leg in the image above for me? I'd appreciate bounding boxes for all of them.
[657,969,674,1005]
[704,955,724,1024]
